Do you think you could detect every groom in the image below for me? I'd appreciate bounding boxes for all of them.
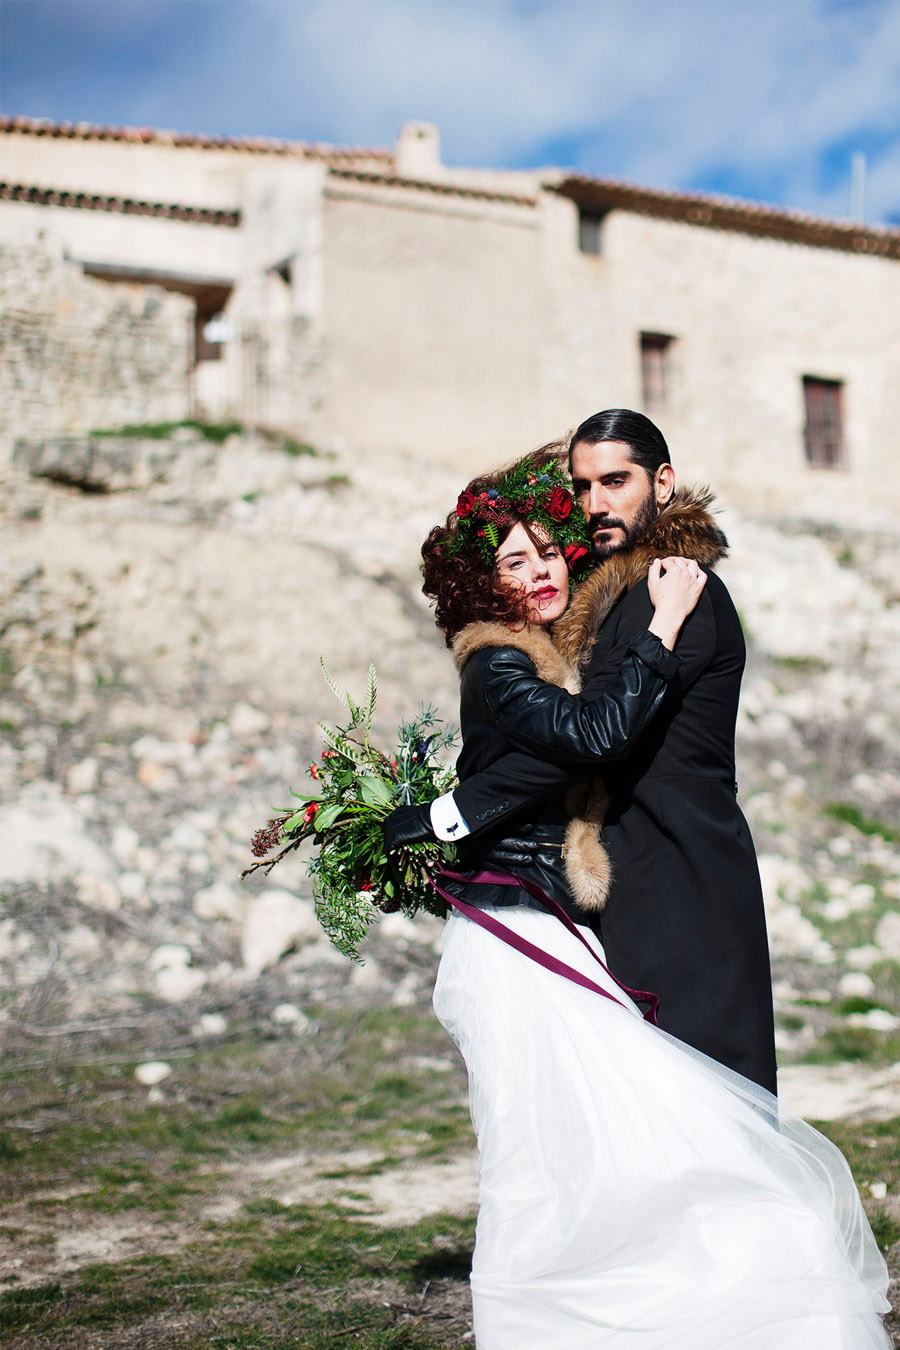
[388,409,777,1095]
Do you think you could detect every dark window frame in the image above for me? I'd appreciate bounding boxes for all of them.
[639,331,675,411]
[802,376,846,469]
[578,209,606,255]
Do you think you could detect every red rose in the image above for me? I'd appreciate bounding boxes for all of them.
[564,543,590,571]
[456,490,475,519]
[546,487,573,521]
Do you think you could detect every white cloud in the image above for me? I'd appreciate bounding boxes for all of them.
[6,0,900,221]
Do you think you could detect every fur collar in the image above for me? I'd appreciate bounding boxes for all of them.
[452,621,581,693]
[552,485,727,671]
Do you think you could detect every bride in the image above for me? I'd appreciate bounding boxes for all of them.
[382,447,890,1348]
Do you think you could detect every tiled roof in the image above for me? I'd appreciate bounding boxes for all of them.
[0,180,240,226]
[553,174,900,259]
[326,166,536,206]
[0,115,393,163]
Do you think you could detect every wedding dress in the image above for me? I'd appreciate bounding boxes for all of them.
[433,905,892,1348]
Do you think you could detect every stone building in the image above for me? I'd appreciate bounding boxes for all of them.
[1,114,898,522]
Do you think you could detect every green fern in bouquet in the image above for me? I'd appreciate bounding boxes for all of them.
[242,660,458,960]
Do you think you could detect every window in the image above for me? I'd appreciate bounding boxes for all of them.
[578,210,605,255]
[640,332,675,411]
[802,377,845,468]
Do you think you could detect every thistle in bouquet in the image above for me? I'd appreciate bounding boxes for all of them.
[242,660,458,961]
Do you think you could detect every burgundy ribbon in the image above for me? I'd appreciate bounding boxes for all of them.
[429,864,660,1025]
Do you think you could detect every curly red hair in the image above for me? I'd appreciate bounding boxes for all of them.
[421,441,570,646]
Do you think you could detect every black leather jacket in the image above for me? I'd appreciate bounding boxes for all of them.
[445,628,682,922]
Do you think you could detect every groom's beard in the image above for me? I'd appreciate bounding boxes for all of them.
[587,494,659,561]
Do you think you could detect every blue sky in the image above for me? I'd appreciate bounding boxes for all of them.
[2,0,899,225]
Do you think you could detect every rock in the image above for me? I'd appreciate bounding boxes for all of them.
[240,891,318,975]
[377,911,423,944]
[229,703,270,739]
[75,871,121,912]
[135,1060,172,1086]
[131,735,188,766]
[66,756,98,794]
[845,944,881,969]
[149,943,192,973]
[874,911,900,960]
[869,1181,888,1200]
[390,972,420,1007]
[350,958,387,990]
[757,855,809,908]
[777,1063,900,1122]
[118,870,146,902]
[194,881,243,923]
[164,821,209,854]
[271,1002,311,1032]
[847,1009,900,1032]
[194,1012,228,1037]
[0,784,113,885]
[774,1023,815,1054]
[838,971,875,998]
[820,898,851,922]
[828,837,853,858]
[764,899,834,964]
[0,919,32,959]
[136,761,178,792]
[64,924,102,959]
[155,964,207,1002]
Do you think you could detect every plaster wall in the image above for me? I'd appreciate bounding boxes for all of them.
[321,185,545,471]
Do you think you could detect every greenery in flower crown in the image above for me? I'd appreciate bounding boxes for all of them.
[447,456,592,572]
[242,661,458,961]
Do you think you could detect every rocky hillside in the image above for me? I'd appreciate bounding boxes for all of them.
[2,425,899,1078]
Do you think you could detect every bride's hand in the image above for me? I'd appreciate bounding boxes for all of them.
[647,557,707,650]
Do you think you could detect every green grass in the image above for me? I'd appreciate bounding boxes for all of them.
[89,418,243,444]
[803,1024,900,1064]
[87,419,321,459]
[838,996,884,1016]
[772,654,831,673]
[282,437,318,458]
[823,801,898,843]
[0,1206,475,1343]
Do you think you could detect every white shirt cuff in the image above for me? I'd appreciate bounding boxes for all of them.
[430,791,471,841]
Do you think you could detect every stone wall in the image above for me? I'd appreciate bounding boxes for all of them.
[0,239,193,452]
[537,197,900,525]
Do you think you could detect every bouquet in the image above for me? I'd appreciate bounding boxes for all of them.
[242,661,458,960]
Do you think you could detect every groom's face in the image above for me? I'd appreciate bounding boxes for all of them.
[571,440,667,561]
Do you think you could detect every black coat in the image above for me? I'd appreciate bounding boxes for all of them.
[444,627,682,931]
[453,496,778,1095]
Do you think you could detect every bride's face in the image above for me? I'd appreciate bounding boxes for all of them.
[495,522,570,625]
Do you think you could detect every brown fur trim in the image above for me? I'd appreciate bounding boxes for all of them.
[552,485,728,671]
[562,778,611,911]
[452,621,580,693]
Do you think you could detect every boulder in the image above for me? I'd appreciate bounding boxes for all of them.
[874,911,900,960]
[194,881,243,923]
[241,891,318,975]
[135,1061,172,1086]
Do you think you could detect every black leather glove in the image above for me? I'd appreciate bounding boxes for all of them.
[382,803,436,855]
[487,837,542,867]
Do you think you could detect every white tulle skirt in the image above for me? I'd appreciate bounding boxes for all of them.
[432,905,891,1348]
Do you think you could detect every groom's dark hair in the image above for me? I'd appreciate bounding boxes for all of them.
[570,409,671,481]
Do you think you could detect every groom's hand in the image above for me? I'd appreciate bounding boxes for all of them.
[382,804,436,854]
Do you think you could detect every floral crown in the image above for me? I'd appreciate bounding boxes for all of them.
[447,457,592,572]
